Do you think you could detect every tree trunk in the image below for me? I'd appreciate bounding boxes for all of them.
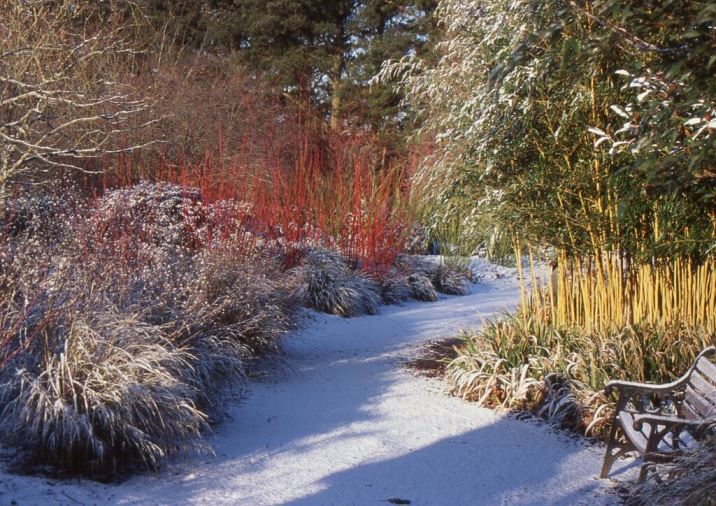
[329,50,345,131]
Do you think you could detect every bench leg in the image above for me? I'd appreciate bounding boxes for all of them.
[638,463,649,482]
[638,429,663,482]
[638,452,658,482]
[600,419,634,479]
[600,420,620,478]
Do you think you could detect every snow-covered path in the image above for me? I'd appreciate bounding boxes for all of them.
[1,260,631,505]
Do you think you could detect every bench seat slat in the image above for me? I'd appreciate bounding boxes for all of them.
[680,398,702,421]
[617,411,683,452]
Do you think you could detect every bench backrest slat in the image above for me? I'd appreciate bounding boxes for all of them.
[680,398,702,420]
[684,358,716,420]
[696,355,716,380]
[683,385,716,419]
[689,369,716,398]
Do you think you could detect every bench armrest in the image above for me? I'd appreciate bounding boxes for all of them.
[632,413,702,432]
[604,347,716,402]
[604,378,688,397]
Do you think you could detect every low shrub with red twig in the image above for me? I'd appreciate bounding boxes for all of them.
[0,102,466,478]
[99,105,415,276]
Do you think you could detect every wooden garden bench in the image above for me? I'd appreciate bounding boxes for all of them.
[600,346,716,481]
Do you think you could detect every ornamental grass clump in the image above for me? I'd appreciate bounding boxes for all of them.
[625,430,716,506]
[393,256,438,301]
[446,309,712,438]
[0,311,208,477]
[379,269,413,305]
[430,263,472,296]
[182,241,297,372]
[395,255,474,300]
[295,248,381,317]
[407,272,438,302]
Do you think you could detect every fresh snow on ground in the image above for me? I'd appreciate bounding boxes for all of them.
[0,257,634,505]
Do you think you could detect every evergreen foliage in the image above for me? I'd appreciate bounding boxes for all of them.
[142,0,436,142]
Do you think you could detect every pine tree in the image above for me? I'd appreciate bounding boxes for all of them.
[142,0,436,140]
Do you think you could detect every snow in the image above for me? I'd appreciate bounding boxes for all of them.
[0,257,634,505]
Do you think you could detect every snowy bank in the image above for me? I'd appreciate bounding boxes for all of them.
[0,258,634,505]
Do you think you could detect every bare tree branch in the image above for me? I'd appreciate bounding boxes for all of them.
[0,0,157,197]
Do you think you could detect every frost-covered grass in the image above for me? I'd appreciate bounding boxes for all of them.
[446,310,711,439]
[0,312,208,476]
[0,184,296,478]
[625,431,716,506]
[293,251,476,317]
[394,256,473,302]
[294,249,381,318]
[379,269,412,305]
[430,263,472,296]
[0,183,470,478]
[407,272,438,302]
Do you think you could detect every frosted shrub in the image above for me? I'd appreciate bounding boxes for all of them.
[379,269,413,304]
[295,249,381,317]
[407,272,438,302]
[431,263,472,296]
[1,190,79,244]
[404,223,430,254]
[91,181,205,250]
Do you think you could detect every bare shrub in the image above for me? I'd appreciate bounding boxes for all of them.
[404,224,430,255]
[295,249,381,317]
[0,1,156,197]
[140,53,286,163]
[71,182,207,322]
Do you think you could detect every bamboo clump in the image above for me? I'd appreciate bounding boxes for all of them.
[525,250,716,336]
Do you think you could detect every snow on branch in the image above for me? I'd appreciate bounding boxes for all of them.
[0,1,158,196]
